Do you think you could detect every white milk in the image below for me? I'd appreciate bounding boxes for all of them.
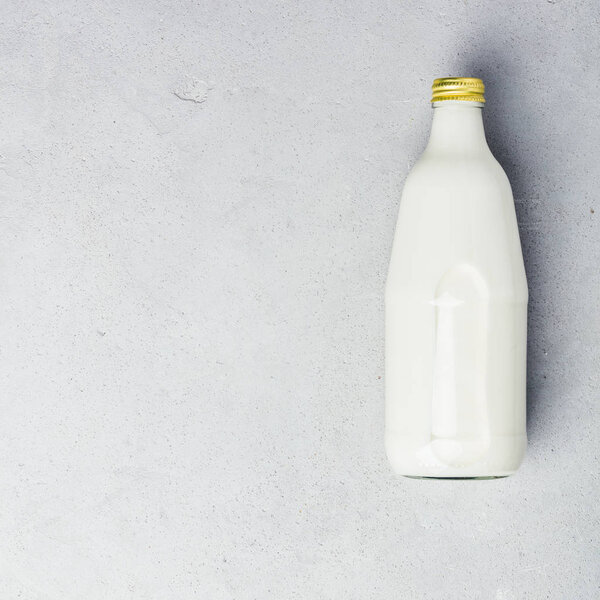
[385,78,528,478]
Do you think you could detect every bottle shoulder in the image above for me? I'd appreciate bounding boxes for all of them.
[403,149,510,197]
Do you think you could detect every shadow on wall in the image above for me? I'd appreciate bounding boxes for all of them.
[455,55,554,443]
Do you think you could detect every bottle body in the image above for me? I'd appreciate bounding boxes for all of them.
[385,101,528,478]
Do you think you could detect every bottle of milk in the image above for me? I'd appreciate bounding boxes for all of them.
[385,77,528,478]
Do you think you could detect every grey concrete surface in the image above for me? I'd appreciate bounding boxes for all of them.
[0,1,598,598]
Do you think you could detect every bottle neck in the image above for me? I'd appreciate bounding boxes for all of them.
[425,101,488,155]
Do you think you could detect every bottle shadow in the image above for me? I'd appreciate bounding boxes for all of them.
[455,57,551,442]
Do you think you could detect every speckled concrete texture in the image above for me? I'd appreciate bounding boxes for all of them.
[0,1,598,598]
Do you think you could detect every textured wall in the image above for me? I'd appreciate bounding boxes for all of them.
[1,1,598,598]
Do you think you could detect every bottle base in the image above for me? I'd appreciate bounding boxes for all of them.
[403,474,509,480]
[385,431,526,479]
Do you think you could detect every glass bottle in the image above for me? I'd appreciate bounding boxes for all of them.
[385,77,528,478]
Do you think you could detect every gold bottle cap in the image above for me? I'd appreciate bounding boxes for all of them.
[431,77,485,103]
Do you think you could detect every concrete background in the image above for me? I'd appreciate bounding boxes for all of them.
[1,1,598,598]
